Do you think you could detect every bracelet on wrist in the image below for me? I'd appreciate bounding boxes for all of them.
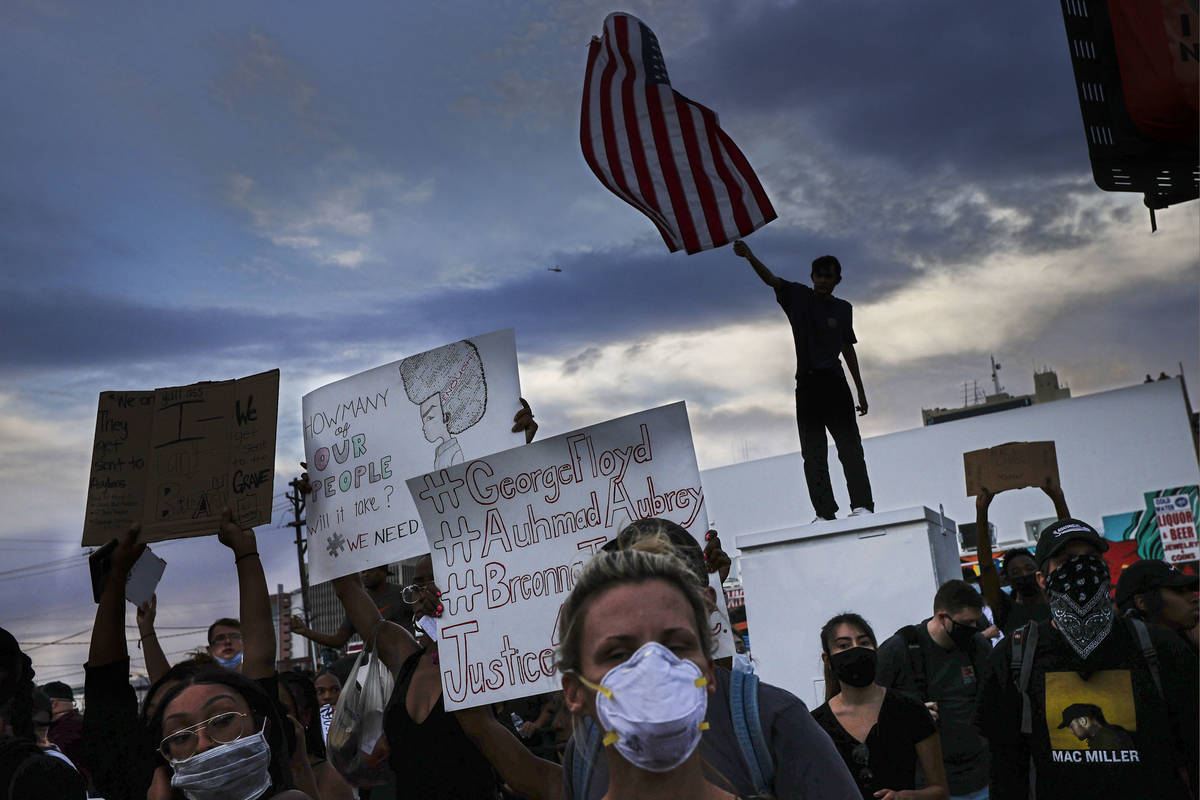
[234,551,260,565]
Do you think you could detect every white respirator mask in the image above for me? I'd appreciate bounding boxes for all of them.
[577,641,710,773]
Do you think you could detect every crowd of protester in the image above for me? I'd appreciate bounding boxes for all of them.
[2,419,1197,799]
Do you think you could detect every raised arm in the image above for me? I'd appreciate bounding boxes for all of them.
[332,572,420,674]
[216,508,274,679]
[290,615,352,650]
[136,594,171,685]
[733,240,782,290]
[454,705,562,800]
[87,525,144,667]
[1040,479,1070,520]
[975,488,1004,611]
[842,343,868,416]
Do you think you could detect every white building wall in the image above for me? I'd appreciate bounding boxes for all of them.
[702,378,1198,558]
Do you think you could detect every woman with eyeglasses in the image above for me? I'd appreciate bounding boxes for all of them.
[811,613,948,800]
[149,665,310,800]
[334,553,501,799]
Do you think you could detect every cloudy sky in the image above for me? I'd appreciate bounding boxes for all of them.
[3,0,1195,687]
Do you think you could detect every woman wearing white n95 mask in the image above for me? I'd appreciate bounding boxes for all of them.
[557,538,737,800]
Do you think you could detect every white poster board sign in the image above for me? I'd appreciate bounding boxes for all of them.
[303,330,524,581]
[407,401,727,711]
[1154,493,1199,564]
[125,547,166,608]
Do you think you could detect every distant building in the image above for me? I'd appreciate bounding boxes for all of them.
[922,358,1071,426]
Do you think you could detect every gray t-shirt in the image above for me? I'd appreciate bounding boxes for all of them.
[876,621,990,795]
[561,667,860,800]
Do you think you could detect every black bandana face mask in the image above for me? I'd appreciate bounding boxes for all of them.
[1045,553,1114,660]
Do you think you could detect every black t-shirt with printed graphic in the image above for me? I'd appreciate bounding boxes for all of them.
[977,618,1199,800]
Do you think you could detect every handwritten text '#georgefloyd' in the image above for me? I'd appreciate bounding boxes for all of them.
[415,424,705,560]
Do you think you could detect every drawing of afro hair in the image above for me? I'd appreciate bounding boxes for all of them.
[400,339,487,434]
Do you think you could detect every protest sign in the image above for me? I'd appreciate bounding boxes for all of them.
[407,401,725,711]
[1153,493,1199,564]
[963,440,1060,497]
[82,370,279,546]
[303,331,523,581]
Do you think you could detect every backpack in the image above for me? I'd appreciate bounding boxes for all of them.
[570,668,775,799]
[1009,616,1163,736]
[895,622,988,702]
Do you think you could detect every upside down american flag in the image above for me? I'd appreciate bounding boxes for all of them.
[581,12,776,255]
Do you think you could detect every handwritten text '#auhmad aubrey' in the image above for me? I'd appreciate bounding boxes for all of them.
[415,424,705,703]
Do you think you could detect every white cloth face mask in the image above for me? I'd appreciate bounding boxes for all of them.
[578,641,709,773]
[169,721,272,800]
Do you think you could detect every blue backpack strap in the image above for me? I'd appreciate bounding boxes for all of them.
[729,668,773,796]
[571,716,602,799]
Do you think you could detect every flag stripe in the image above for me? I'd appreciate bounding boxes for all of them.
[581,12,775,254]
[582,35,678,248]
[645,81,701,253]
[698,104,755,236]
[675,94,728,246]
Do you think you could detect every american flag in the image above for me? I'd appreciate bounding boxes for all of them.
[581,12,776,255]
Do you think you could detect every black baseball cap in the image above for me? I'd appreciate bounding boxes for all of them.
[40,681,73,701]
[1034,518,1108,568]
[1115,559,1199,608]
[1057,703,1103,728]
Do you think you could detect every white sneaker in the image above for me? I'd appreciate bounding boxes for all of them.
[811,515,835,523]
[849,507,873,516]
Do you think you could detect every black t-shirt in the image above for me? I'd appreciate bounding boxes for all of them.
[875,622,991,794]
[774,279,855,376]
[811,690,936,800]
[992,589,1051,636]
[977,619,1199,800]
[340,582,412,636]
[383,650,498,800]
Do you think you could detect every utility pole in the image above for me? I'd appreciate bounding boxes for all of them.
[285,474,314,671]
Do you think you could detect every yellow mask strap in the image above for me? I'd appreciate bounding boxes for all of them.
[695,676,707,688]
[576,673,613,700]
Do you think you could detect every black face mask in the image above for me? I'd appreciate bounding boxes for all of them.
[1010,574,1040,599]
[945,617,980,649]
[830,646,877,688]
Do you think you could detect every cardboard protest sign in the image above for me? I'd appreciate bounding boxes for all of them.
[1153,492,1199,564]
[963,441,1060,497]
[82,370,279,546]
[407,401,726,711]
[303,331,523,582]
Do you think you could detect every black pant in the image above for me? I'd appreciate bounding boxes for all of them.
[795,369,873,519]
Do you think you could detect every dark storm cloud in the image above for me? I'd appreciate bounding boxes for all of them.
[675,1,1086,180]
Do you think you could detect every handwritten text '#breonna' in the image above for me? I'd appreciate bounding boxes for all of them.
[414,424,705,703]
